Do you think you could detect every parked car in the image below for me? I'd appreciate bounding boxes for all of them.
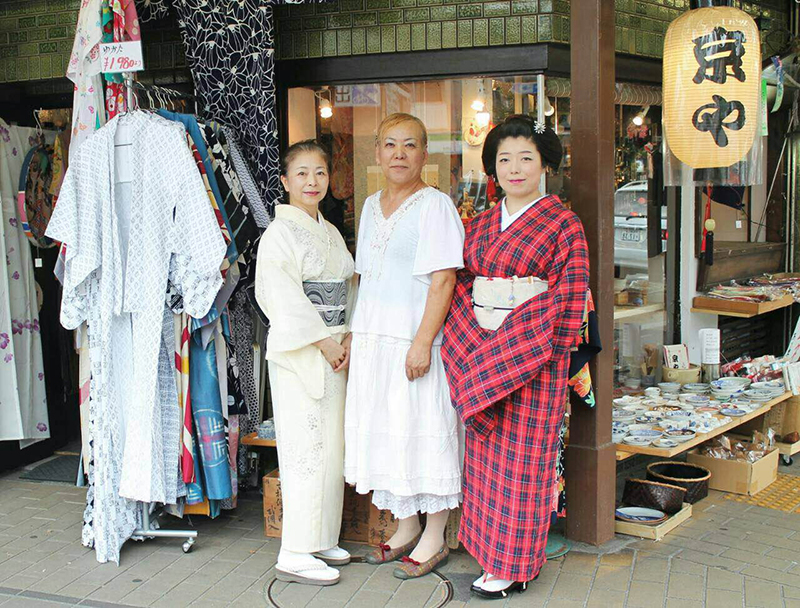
[614,180,667,272]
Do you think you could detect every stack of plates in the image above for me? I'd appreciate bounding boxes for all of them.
[615,507,668,526]
[682,383,710,394]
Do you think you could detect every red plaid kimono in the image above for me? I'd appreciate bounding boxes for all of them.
[442,195,589,581]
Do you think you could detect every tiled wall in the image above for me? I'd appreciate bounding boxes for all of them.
[0,0,185,84]
[275,0,789,60]
[0,0,789,83]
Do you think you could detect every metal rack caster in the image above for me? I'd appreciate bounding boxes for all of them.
[182,538,196,553]
[782,455,793,466]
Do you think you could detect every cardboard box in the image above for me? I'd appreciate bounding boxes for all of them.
[739,395,800,439]
[368,503,399,546]
[262,468,282,538]
[687,448,778,496]
[262,471,398,546]
[340,484,371,543]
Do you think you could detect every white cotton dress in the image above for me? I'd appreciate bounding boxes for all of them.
[344,186,465,519]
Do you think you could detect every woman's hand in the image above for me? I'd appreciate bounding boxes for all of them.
[334,333,353,373]
[315,337,346,370]
[405,339,432,381]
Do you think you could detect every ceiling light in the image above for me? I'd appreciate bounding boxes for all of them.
[632,105,650,126]
[471,81,487,112]
[475,110,491,127]
[316,89,333,119]
[543,96,555,117]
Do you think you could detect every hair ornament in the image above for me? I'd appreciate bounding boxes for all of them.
[533,121,546,134]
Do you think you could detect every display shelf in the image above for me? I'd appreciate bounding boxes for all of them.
[614,303,666,321]
[691,294,795,318]
[615,392,792,458]
[241,432,276,448]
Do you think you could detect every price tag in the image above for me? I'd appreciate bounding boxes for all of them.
[34,258,42,268]
[100,41,144,74]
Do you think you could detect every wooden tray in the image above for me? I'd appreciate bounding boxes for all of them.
[691,294,795,318]
[615,502,692,541]
[241,432,276,448]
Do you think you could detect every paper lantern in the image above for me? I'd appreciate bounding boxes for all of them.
[663,6,761,169]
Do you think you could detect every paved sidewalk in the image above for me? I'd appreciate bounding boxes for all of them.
[2,465,800,607]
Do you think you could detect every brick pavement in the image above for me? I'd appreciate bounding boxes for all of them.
[2,467,800,607]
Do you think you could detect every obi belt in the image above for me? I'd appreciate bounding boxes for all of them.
[472,275,548,330]
[303,280,347,327]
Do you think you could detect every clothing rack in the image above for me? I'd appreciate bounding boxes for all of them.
[124,74,197,112]
[121,72,199,555]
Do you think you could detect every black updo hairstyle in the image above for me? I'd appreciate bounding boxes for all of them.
[481,114,563,180]
[279,139,331,204]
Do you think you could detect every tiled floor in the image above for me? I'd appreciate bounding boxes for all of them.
[2,462,800,607]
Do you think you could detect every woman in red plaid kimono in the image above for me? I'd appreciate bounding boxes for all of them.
[442,115,589,599]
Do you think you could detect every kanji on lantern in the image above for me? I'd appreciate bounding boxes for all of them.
[692,27,747,85]
[692,95,745,147]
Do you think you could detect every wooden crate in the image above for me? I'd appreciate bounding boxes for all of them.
[615,503,692,541]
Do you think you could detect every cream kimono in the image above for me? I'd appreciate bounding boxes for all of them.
[255,204,355,553]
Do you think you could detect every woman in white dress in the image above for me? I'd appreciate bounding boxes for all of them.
[255,140,356,586]
[345,113,465,579]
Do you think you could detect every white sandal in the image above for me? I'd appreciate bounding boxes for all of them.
[312,545,351,566]
[276,556,340,586]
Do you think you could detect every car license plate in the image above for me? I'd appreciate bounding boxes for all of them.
[621,229,641,242]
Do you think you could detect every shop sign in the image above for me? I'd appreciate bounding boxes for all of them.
[334,84,380,107]
[663,6,761,169]
[100,40,145,73]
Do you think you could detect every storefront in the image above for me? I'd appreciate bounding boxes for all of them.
[272,0,796,544]
[0,0,798,573]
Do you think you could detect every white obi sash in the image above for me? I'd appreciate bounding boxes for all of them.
[472,276,549,330]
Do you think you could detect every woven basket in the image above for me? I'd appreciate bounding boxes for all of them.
[646,461,711,504]
[622,478,686,514]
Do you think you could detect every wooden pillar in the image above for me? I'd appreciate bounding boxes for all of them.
[565,0,617,545]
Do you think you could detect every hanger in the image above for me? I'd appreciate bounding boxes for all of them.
[33,108,44,142]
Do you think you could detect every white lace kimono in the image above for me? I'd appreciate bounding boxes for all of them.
[255,204,355,553]
[46,111,226,563]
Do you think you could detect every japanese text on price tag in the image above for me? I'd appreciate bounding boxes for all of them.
[100,41,144,73]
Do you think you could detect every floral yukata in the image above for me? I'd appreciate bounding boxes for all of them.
[442,194,589,582]
[46,111,226,563]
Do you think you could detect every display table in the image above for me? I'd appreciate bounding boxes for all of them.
[615,391,793,459]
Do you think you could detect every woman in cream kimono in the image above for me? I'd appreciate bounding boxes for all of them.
[255,140,356,586]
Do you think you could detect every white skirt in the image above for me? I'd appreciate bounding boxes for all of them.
[344,332,463,511]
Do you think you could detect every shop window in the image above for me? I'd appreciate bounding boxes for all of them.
[286,78,673,392]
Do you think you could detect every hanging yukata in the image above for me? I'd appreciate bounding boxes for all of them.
[255,204,355,553]
[441,195,589,582]
[0,122,50,446]
[45,111,226,563]
[67,0,105,155]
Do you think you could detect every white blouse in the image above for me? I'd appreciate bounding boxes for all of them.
[351,187,465,344]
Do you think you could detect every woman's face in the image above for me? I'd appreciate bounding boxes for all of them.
[494,136,544,201]
[375,122,428,187]
[280,150,329,208]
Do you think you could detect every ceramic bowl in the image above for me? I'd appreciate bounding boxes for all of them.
[720,408,747,417]
[653,438,680,449]
[628,429,663,439]
[614,396,643,407]
[622,436,652,446]
[665,429,697,442]
[711,378,751,390]
[612,431,628,443]
[658,382,681,391]
[628,423,655,433]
